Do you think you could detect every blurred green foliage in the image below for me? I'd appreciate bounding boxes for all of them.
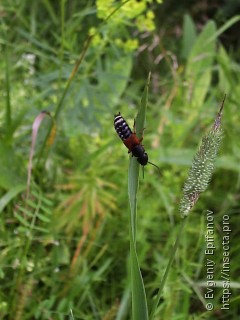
[0,0,240,319]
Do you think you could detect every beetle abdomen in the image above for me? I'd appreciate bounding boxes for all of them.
[114,112,132,141]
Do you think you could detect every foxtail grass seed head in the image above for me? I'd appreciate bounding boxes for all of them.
[180,96,226,216]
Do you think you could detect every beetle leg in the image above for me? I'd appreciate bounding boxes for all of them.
[133,119,145,135]
[133,119,136,134]
[139,128,146,143]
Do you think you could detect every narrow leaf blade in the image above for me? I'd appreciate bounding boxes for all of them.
[128,73,151,320]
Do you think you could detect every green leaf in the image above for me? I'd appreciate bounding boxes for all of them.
[185,21,216,106]
[217,45,233,93]
[128,157,139,240]
[135,73,150,138]
[69,309,75,320]
[14,212,31,228]
[130,234,148,320]
[0,185,26,212]
[181,14,197,59]
[207,15,240,43]
[31,225,49,233]
[35,212,51,223]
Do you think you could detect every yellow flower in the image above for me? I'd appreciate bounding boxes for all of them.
[96,0,115,19]
[124,39,139,52]
[136,10,155,32]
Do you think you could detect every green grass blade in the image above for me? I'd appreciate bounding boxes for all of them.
[128,73,151,320]
[186,21,216,107]
[129,232,148,320]
[207,15,240,43]
[128,72,150,241]
[69,309,74,320]
[128,157,139,242]
[149,217,188,320]
[0,185,26,212]
[135,73,151,138]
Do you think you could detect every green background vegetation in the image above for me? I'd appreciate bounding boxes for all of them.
[0,0,240,319]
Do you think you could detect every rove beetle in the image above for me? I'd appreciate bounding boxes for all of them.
[114,112,160,174]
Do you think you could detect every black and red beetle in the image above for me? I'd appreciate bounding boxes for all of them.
[114,112,160,172]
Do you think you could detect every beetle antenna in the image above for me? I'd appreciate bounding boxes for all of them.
[148,161,161,174]
[142,166,145,179]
